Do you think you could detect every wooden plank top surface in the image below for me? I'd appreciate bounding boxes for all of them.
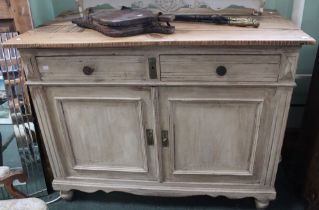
[2,11,316,49]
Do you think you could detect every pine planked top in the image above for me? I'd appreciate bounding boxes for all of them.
[2,12,316,49]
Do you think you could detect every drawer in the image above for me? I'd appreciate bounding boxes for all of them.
[160,55,281,82]
[36,56,147,81]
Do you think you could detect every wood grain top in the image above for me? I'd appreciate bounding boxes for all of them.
[2,12,316,49]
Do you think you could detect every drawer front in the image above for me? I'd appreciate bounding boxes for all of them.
[36,56,147,81]
[160,55,281,82]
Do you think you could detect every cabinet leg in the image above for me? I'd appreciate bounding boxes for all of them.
[60,190,74,201]
[255,199,270,210]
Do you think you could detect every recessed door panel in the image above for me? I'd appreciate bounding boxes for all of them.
[170,98,262,176]
[160,87,278,184]
[59,98,147,173]
[45,87,157,181]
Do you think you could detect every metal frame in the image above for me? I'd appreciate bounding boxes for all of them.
[0,32,47,199]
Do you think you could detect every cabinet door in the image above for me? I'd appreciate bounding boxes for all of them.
[159,87,279,184]
[45,87,157,181]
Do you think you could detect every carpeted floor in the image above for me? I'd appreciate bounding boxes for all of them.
[44,164,305,210]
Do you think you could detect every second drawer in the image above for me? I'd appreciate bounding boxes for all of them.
[160,54,281,82]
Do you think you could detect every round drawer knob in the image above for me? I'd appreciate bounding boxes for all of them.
[216,66,227,76]
[83,66,94,75]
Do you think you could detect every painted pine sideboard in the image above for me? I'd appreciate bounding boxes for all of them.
[2,11,315,209]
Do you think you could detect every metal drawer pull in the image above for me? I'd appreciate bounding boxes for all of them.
[216,66,227,76]
[83,66,95,75]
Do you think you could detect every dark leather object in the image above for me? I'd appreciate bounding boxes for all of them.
[91,8,174,27]
[72,8,175,37]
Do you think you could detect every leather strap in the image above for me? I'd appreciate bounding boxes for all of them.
[72,17,175,37]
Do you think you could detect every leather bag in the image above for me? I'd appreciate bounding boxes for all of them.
[72,7,175,37]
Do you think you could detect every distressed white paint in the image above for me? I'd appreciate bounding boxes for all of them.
[21,45,301,210]
[13,10,313,208]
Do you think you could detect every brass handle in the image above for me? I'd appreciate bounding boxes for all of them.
[83,66,94,75]
[162,130,169,147]
[228,17,260,28]
[146,129,154,146]
[216,66,227,76]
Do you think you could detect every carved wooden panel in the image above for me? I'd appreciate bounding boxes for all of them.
[279,53,299,82]
[57,98,148,172]
[160,86,279,184]
[45,86,157,180]
[169,98,263,175]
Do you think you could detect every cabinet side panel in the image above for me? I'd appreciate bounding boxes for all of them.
[29,87,65,178]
